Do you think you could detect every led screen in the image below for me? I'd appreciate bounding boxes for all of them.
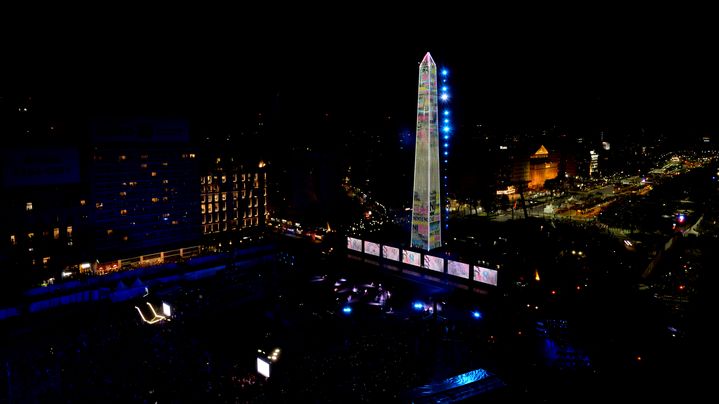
[447,260,470,279]
[364,241,380,256]
[162,302,172,317]
[402,250,422,267]
[257,357,271,378]
[347,237,363,252]
[382,245,400,261]
[423,255,444,272]
[473,266,498,286]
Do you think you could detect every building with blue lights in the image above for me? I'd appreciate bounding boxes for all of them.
[89,118,201,260]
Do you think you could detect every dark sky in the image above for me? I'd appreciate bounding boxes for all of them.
[6,11,719,135]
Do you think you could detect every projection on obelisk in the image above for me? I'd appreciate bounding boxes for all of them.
[411,52,441,251]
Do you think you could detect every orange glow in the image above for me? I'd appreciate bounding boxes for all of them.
[534,270,540,282]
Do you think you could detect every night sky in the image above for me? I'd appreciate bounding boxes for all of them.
[6,12,719,137]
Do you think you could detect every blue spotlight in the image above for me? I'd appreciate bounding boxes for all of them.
[443,126,450,132]
[342,306,352,314]
[444,110,450,116]
[442,86,448,92]
[413,302,424,311]
[441,69,448,76]
[440,93,449,101]
[472,310,482,319]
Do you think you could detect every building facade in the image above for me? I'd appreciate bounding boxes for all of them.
[200,156,268,236]
[90,118,200,260]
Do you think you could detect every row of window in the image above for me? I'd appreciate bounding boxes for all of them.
[10,226,73,245]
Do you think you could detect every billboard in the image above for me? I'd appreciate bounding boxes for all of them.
[447,260,470,279]
[347,237,363,252]
[423,255,444,272]
[382,245,400,261]
[364,241,380,256]
[402,250,422,267]
[474,266,498,286]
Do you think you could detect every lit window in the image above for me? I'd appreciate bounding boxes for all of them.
[162,162,168,166]
[43,257,50,265]
[107,229,113,236]
[96,202,103,209]
[119,155,127,161]
[189,153,195,159]
[119,191,127,197]
[53,228,60,240]
[162,179,169,184]
[26,202,33,211]
[222,175,226,183]
[221,193,227,201]
[10,235,16,245]
[151,172,157,177]
[66,226,73,237]
[140,163,148,169]
[151,197,159,203]
[28,232,34,239]
[80,199,86,206]
[162,197,168,202]
[120,209,128,215]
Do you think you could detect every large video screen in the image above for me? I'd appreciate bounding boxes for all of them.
[402,250,422,267]
[364,241,380,256]
[447,260,470,279]
[423,255,444,272]
[382,245,400,261]
[347,237,363,252]
[473,266,498,286]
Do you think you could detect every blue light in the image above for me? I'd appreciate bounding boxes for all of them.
[444,135,449,140]
[444,151,448,156]
[342,306,352,314]
[440,93,449,101]
[444,111,450,116]
[443,126,450,132]
[444,143,448,147]
[444,119,449,123]
[413,302,424,311]
[444,160,448,163]
[442,86,448,92]
[441,69,448,76]
[472,311,482,319]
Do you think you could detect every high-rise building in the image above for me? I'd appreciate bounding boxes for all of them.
[90,118,200,260]
[411,52,441,251]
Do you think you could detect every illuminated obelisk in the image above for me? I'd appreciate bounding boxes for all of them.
[411,52,441,250]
